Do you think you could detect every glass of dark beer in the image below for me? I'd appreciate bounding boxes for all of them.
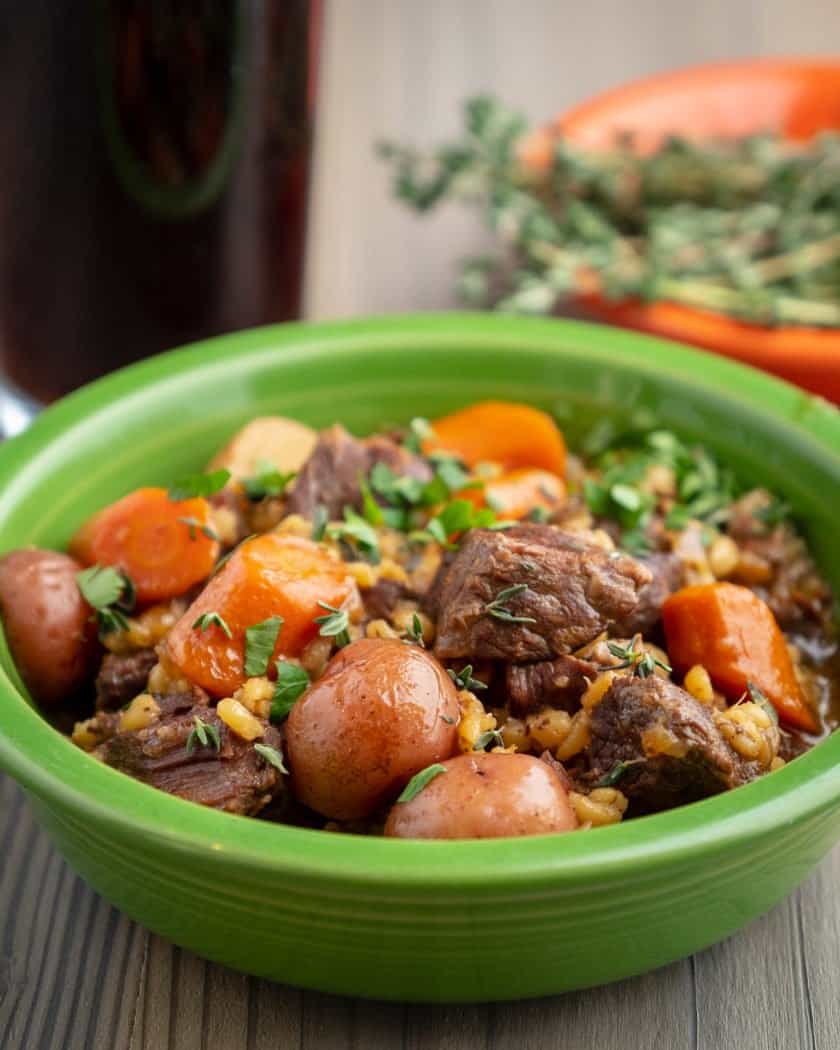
[0,0,320,429]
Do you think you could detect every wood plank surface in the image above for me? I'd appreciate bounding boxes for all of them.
[5,2,840,1048]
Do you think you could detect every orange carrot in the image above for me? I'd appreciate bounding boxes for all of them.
[69,487,219,605]
[462,468,565,521]
[425,401,567,476]
[164,533,359,697]
[662,582,818,732]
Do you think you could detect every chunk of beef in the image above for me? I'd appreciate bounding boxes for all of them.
[286,424,432,520]
[362,578,411,620]
[98,692,286,816]
[95,648,158,711]
[506,654,600,715]
[610,552,683,637]
[587,675,758,813]
[726,489,833,629]
[434,527,651,662]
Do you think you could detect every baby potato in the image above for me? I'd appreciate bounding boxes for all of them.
[208,416,317,480]
[0,549,99,705]
[384,752,578,839]
[285,638,459,819]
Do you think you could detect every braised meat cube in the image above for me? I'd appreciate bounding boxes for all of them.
[434,526,651,662]
[286,424,432,520]
[98,691,286,816]
[587,675,761,813]
[95,648,158,711]
[506,654,601,715]
[610,552,683,637]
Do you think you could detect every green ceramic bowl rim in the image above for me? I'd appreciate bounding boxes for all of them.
[0,313,839,892]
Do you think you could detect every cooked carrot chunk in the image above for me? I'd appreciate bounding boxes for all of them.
[69,487,219,605]
[462,467,565,521]
[662,582,818,733]
[425,401,567,476]
[164,533,359,697]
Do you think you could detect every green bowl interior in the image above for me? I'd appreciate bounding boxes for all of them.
[0,313,838,890]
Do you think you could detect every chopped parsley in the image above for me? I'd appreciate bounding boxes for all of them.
[314,601,351,647]
[328,507,381,564]
[192,611,233,638]
[271,662,310,722]
[402,417,435,454]
[186,715,221,755]
[582,428,740,551]
[178,516,219,542]
[396,762,446,803]
[241,460,296,501]
[244,616,284,677]
[168,469,230,501]
[254,742,288,774]
[76,565,135,638]
[484,583,537,624]
[447,665,487,692]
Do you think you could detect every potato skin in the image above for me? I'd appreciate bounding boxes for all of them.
[285,638,460,819]
[0,549,99,705]
[384,752,578,839]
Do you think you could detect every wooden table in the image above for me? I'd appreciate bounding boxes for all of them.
[4,3,840,1047]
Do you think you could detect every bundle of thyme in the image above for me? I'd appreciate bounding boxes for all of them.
[380,96,840,327]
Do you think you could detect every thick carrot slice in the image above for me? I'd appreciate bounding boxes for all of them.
[662,581,818,732]
[69,487,219,605]
[425,401,567,476]
[462,468,566,521]
[164,533,359,697]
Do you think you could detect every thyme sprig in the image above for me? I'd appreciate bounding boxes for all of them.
[382,96,840,328]
[484,583,538,625]
[607,635,672,678]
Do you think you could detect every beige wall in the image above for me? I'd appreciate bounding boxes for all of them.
[305,0,840,317]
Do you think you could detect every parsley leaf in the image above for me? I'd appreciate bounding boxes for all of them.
[186,715,221,755]
[328,507,381,564]
[244,616,284,677]
[241,460,296,501]
[402,417,434,454]
[168,469,230,501]
[193,611,233,638]
[271,662,310,722]
[396,763,446,803]
[314,601,351,647]
[254,742,289,774]
[76,565,135,639]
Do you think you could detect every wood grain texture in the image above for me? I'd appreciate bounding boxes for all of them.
[5,2,840,1048]
[3,774,840,1050]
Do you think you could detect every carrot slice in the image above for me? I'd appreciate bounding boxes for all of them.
[662,581,818,732]
[462,468,566,521]
[164,533,359,697]
[425,401,567,476]
[69,487,219,605]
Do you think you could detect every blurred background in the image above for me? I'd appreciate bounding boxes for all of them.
[1,0,840,427]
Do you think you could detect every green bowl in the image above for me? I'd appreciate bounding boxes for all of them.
[0,314,839,1002]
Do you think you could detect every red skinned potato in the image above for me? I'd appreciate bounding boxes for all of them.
[0,549,100,705]
[285,638,460,820]
[385,752,578,839]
